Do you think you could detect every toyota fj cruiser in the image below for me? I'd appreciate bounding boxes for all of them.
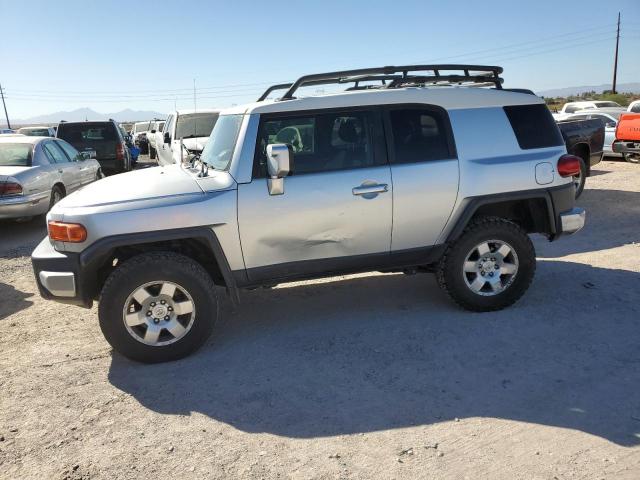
[32,65,586,363]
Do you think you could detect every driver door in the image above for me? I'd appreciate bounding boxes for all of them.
[238,108,393,283]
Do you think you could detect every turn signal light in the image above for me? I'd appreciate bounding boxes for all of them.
[48,221,87,243]
[557,154,582,177]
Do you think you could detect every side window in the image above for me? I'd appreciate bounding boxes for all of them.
[388,108,455,163]
[254,110,381,177]
[164,115,174,137]
[56,140,81,161]
[504,104,565,150]
[43,142,69,164]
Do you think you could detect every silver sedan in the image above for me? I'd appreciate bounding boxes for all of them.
[0,136,102,221]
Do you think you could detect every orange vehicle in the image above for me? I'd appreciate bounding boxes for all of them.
[612,113,640,163]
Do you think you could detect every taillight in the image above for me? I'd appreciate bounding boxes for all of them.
[0,182,23,196]
[116,143,125,162]
[48,221,87,243]
[557,154,582,177]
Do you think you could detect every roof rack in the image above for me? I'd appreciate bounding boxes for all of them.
[258,65,504,101]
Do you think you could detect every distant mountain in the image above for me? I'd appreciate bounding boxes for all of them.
[536,83,640,98]
[9,107,165,125]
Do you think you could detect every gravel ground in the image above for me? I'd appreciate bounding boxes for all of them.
[1,158,639,480]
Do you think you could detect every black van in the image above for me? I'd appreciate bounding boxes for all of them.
[56,120,131,175]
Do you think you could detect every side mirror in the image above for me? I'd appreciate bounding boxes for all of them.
[164,132,171,144]
[151,129,156,134]
[79,152,90,161]
[266,143,293,195]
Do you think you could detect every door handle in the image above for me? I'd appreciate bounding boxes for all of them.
[352,183,388,196]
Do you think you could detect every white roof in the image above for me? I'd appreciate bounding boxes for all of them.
[173,108,221,116]
[0,135,49,144]
[17,126,51,130]
[222,86,543,116]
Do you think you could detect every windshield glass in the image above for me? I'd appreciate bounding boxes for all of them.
[199,115,243,171]
[19,128,49,136]
[0,143,32,166]
[595,101,621,108]
[134,122,150,133]
[175,112,219,139]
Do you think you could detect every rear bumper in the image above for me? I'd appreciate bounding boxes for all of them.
[0,191,50,219]
[559,207,586,235]
[31,237,92,308]
[612,141,640,155]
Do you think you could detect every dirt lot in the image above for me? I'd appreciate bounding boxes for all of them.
[1,159,639,480]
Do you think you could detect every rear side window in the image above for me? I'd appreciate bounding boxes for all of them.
[387,108,455,163]
[504,104,564,150]
[56,140,81,161]
[630,104,640,113]
[58,123,117,142]
[43,142,69,163]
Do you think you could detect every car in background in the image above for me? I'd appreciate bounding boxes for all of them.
[147,120,165,160]
[559,100,623,115]
[155,109,219,166]
[0,128,15,134]
[131,121,152,154]
[117,124,140,165]
[17,126,56,137]
[56,120,132,175]
[565,108,627,158]
[556,117,605,197]
[627,100,640,114]
[0,136,102,221]
[612,113,640,164]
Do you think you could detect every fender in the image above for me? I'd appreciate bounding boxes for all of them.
[79,226,240,306]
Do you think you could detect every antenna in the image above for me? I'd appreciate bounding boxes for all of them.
[193,78,197,111]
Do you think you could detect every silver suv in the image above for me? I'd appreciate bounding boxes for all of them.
[32,65,586,363]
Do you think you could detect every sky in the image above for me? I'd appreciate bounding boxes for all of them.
[1,0,639,121]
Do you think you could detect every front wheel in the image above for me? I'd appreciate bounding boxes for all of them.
[436,217,536,312]
[98,252,218,363]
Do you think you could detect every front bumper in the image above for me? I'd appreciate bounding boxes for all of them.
[0,191,50,220]
[559,207,585,235]
[32,237,92,308]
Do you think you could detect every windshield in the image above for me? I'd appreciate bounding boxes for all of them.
[175,112,219,139]
[595,101,621,108]
[18,128,49,136]
[199,115,243,171]
[0,143,32,166]
[134,122,150,133]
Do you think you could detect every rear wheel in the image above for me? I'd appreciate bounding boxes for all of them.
[573,157,587,198]
[98,252,218,363]
[625,153,640,164]
[436,217,536,312]
[48,185,65,211]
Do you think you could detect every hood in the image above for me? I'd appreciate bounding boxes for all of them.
[0,165,33,181]
[56,164,204,209]
[181,137,209,152]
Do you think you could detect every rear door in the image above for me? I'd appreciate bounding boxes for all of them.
[238,108,393,283]
[56,139,96,186]
[384,105,459,250]
[42,140,81,192]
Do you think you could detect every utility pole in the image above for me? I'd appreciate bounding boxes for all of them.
[612,12,621,94]
[0,82,11,129]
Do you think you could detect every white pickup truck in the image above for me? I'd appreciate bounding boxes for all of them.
[155,110,219,166]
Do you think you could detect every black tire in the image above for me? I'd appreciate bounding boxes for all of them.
[98,252,218,363]
[149,145,156,160]
[49,185,65,211]
[436,217,536,312]
[96,168,104,180]
[625,153,640,164]
[573,157,587,198]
